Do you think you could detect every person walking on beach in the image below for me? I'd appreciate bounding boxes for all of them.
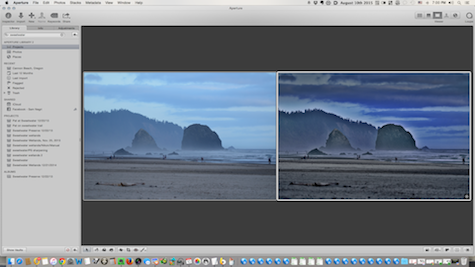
[463,158,465,164]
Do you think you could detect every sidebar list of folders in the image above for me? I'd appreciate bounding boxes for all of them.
[2,26,81,248]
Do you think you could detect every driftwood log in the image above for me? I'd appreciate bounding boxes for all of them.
[95,182,145,187]
[289,182,339,187]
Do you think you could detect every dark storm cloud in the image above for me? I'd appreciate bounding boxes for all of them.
[280,81,468,109]
[279,74,296,82]
[327,73,469,86]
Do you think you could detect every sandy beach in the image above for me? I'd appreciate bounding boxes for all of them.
[279,158,470,199]
[84,158,276,200]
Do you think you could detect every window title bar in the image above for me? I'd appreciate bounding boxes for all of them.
[1,0,475,5]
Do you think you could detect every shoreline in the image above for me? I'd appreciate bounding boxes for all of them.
[279,157,470,167]
[279,156,470,166]
[85,154,275,165]
[85,157,276,168]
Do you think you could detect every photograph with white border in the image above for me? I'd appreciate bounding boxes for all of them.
[278,71,471,200]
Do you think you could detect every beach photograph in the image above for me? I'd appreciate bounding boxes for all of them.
[278,72,471,200]
[83,72,276,200]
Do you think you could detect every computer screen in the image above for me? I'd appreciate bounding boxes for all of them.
[0,1,474,267]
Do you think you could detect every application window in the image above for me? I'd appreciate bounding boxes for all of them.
[0,0,474,263]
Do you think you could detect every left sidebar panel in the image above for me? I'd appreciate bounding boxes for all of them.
[1,24,81,252]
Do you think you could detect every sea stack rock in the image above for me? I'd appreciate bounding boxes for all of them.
[114,148,133,156]
[131,129,159,151]
[375,124,417,150]
[308,148,327,155]
[181,124,223,150]
[325,129,354,150]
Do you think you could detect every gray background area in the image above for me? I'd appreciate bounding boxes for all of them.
[82,26,473,245]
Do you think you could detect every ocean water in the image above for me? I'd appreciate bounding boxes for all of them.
[365,149,470,164]
[85,149,276,165]
[281,149,470,165]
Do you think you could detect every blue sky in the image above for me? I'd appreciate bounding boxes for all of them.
[84,72,276,149]
[279,73,470,149]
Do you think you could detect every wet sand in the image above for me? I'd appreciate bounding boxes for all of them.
[279,158,470,199]
[84,158,276,200]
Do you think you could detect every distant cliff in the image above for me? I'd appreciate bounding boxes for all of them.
[84,109,183,151]
[375,124,417,150]
[279,109,377,152]
[182,124,223,150]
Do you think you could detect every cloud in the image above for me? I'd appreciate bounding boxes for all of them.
[279,73,332,86]
[279,74,296,82]
[372,106,469,112]
[411,125,469,136]
[375,117,430,122]
[180,106,275,113]
[84,74,102,82]
[338,73,469,86]
[83,73,137,85]
[281,73,469,87]
[133,72,274,87]
[280,73,451,89]
[279,73,469,109]
[85,73,276,110]
[409,125,469,149]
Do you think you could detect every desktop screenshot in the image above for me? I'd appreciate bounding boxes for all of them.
[0,1,474,267]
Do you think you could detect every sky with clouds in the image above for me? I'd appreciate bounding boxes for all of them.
[84,72,276,149]
[279,73,470,149]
